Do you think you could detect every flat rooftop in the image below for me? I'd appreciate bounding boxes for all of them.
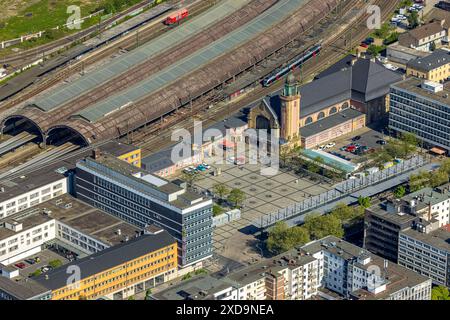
[300,108,365,138]
[35,231,176,291]
[0,275,50,300]
[392,77,450,107]
[153,275,232,300]
[366,202,418,225]
[225,247,316,287]
[402,186,450,212]
[78,153,209,210]
[0,165,66,204]
[303,236,430,300]
[402,227,450,252]
[99,141,139,158]
[0,194,140,246]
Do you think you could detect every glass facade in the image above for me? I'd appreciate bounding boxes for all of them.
[389,86,450,151]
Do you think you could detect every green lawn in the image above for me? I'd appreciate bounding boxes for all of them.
[0,0,148,42]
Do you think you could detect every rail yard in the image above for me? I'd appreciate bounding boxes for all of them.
[0,0,399,180]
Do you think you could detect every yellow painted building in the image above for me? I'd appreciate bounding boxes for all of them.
[407,49,450,83]
[36,230,177,300]
[100,141,142,168]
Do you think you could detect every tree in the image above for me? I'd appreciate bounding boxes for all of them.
[266,221,310,254]
[393,185,406,198]
[145,289,152,300]
[213,183,230,202]
[409,170,431,192]
[48,259,62,269]
[357,196,371,209]
[181,171,198,188]
[128,295,135,300]
[432,286,450,300]
[430,169,449,188]
[408,10,419,29]
[228,188,246,208]
[330,203,363,221]
[212,204,224,217]
[303,213,344,240]
[367,44,384,57]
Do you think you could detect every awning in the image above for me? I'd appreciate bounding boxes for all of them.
[430,147,446,155]
[221,140,236,148]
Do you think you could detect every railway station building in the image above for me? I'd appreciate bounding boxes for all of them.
[248,56,403,149]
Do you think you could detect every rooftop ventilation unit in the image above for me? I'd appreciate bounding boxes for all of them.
[422,80,443,93]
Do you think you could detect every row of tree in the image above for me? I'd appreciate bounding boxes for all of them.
[212,184,246,209]
[409,158,450,192]
[368,132,419,169]
[266,202,368,254]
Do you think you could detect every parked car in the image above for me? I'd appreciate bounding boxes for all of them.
[183,168,193,174]
[14,262,26,269]
[201,163,211,169]
[352,136,361,141]
[25,259,36,265]
[196,165,206,172]
[41,266,52,273]
[360,43,368,48]
[376,139,387,145]
[326,142,336,148]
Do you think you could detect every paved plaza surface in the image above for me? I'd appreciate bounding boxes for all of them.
[193,161,334,264]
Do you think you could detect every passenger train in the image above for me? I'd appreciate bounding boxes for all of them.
[262,44,322,87]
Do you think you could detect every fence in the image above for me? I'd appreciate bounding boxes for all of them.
[255,155,429,229]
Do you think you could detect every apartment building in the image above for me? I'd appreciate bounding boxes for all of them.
[407,49,450,82]
[154,247,320,301]
[398,221,450,287]
[399,21,446,52]
[302,236,432,300]
[155,237,431,300]
[75,151,213,267]
[389,78,450,154]
[365,184,450,262]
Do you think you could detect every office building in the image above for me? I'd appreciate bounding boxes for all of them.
[0,194,140,265]
[75,151,213,267]
[364,184,450,262]
[398,221,450,287]
[0,227,177,300]
[389,77,450,154]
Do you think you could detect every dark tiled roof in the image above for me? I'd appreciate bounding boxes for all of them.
[35,232,176,291]
[267,57,402,120]
[407,49,450,72]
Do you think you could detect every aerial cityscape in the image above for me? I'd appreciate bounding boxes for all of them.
[0,0,449,304]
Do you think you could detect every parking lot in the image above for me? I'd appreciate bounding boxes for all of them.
[14,249,69,278]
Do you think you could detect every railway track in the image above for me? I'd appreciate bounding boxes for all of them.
[131,0,399,157]
[0,0,172,66]
[31,0,276,121]
[0,0,214,114]
[0,0,399,179]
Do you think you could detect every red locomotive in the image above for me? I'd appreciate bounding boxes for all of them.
[165,8,189,25]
